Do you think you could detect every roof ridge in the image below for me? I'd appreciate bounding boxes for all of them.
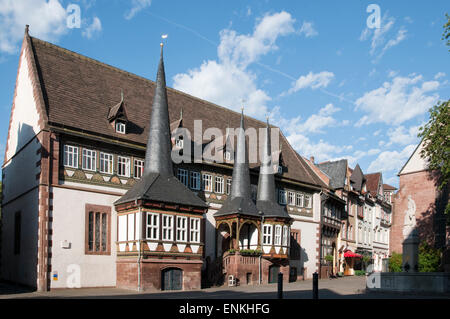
[30,36,276,130]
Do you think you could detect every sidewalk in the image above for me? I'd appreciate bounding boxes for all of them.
[0,276,448,299]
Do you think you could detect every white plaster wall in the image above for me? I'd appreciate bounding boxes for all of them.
[0,189,39,287]
[400,141,429,175]
[290,219,318,279]
[50,186,119,288]
[5,47,41,163]
[205,207,219,260]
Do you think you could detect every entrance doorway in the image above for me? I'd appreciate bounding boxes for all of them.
[161,268,182,291]
[268,265,280,283]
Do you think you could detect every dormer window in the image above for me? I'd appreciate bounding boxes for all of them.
[175,136,184,148]
[116,121,126,134]
[277,165,283,175]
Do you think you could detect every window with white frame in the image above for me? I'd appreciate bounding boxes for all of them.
[177,168,189,186]
[226,178,232,195]
[282,225,289,246]
[263,224,273,245]
[134,159,144,179]
[296,193,304,207]
[146,213,159,240]
[202,174,212,192]
[274,225,282,245]
[176,216,187,242]
[214,176,224,194]
[116,121,126,134]
[82,148,97,171]
[162,215,173,241]
[304,195,312,208]
[288,191,295,205]
[64,145,78,168]
[99,152,113,174]
[278,190,287,205]
[189,171,201,190]
[117,156,130,177]
[175,136,183,148]
[190,218,200,243]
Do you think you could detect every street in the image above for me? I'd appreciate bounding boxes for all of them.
[0,276,448,299]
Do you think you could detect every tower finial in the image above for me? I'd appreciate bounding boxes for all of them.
[25,25,29,35]
[161,34,168,47]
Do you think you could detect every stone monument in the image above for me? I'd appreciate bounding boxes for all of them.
[402,195,419,272]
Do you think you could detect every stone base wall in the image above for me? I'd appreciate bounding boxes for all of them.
[116,258,202,291]
[367,272,450,293]
[223,254,289,285]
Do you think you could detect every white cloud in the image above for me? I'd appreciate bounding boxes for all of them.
[368,144,416,172]
[299,21,318,38]
[124,0,151,20]
[173,11,296,117]
[285,71,334,95]
[82,16,101,39]
[0,0,68,54]
[355,74,440,126]
[386,124,421,146]
[301,103,341,133]
[359,13,407,61]
[434,72,446,79]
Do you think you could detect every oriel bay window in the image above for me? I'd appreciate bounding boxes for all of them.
[263,224,273,245]
[282,226,289,247]
[274,225,282,245]
[162,215,174,241]
[146,212,159,240]
[190,218,200,243]
[85,204,111,255]
[176,216,187,242]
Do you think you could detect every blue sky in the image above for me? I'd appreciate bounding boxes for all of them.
[0,0,449,187]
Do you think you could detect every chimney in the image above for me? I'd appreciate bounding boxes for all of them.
[310,156,315,164]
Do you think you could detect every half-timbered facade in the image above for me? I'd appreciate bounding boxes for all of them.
[0,27,327,291]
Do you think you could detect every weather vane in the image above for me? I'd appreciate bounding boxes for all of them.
[241,98,246,112]
[161,34,168,47]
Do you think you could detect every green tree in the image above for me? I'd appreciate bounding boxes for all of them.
[388,252,402,272]
[443,13,450,50]
[418,242,441,272]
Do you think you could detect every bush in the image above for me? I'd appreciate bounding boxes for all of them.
[419,242,441,272]
[239,249,262,256]
[324,255,334,263]
[354,270,366,276]
[389,252,402,272]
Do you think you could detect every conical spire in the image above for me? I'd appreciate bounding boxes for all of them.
[256,120,291,219]
[214,109,259,217]
[144,44,173,177]
[230,110,251,199]
[257,119,276,202]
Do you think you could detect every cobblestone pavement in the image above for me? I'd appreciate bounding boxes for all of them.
[0,276,449,299]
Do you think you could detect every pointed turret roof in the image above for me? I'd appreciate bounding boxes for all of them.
[115,45,206,208]
[214,110,259,217]
[256,120,291,219]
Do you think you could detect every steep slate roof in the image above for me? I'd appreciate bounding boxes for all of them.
[350,164,365,192]
[256,121,291,219]
[214,112,259,217]
[316,159,348,190]
[28,35,325,188]
[115,45,206,208]
[365,172,382,196]
[383,184,397,191]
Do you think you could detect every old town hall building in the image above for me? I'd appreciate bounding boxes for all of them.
[0,27,393,291]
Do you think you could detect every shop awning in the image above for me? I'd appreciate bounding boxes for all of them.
[344,251,362,258]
